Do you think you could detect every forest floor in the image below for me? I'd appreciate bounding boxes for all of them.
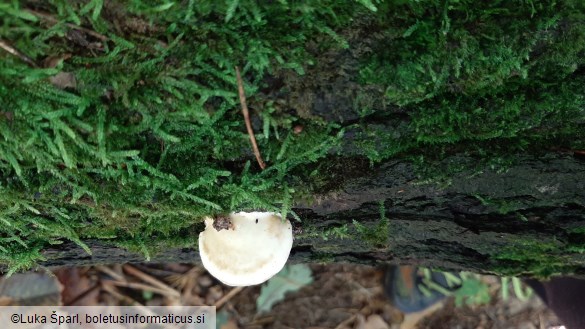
[0,263,563,329]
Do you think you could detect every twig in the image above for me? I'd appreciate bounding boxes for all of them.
[26,9,109,42]
[64,284,100,306]
[167,266,203,290]
[214,286,245,309]
[101,281,144,307]
[334,314,357,329]
[0,39,37,67]
[96,265,125,281]
[246,315,275,326]
[101,282,160,316]
[102,279,179,298]
[123,264,181,298]
[235,66,266,170]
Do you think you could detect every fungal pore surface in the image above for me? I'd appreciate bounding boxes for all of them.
[198,211,293,286]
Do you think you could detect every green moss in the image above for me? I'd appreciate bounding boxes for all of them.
[353,0,585,165]
[296,224,352,242]
[309,252,335,264]
[352,201,389,248]
[360,0,585,105]
[1,0,585,275]
[492,238,569,278]
[0,0,356,271]
[567,230,585,253]
[569,227,585,234]
[473,194,526,215]
[113,234,196,262]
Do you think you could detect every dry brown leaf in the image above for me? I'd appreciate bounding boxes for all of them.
[0,296,15,306]
[50,72,77,89]
[354,314,389,329]
[400,301,444,329]
[166,266,202,290]
[43,54,72,68]
[54,267,98,305]
[42,54,77,90]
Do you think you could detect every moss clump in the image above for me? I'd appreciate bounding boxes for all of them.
[0,0,364,271]
[296,224,352,242]
[309,252,336,265]
[353,0,585,164]
[352,201,390,248]
[1,0,585,274]
[492,238,571,278]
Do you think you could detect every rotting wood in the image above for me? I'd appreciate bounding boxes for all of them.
[20,153,585,278]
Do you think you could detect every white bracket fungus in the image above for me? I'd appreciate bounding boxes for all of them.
[198,211,293,286]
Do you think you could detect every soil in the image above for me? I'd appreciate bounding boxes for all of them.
[225,264,562,329]
[0,263,564,329]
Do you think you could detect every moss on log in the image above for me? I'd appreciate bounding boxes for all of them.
[33,153,585,279]
[1,1,585,276]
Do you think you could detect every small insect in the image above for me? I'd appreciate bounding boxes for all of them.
[255,218,259,224]
[212,215,234,231]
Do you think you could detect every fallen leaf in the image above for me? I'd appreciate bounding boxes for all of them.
[256,264,313,314]
[400,301,444,329]
[0,296,15,306]
[54,267,96,305]
[50,72,77,89]
[43,54,72,68]
[354,314,389,329]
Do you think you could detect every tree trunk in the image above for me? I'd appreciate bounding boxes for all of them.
[38,153,585,278]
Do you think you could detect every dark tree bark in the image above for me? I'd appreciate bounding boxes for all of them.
[36,152,585,278]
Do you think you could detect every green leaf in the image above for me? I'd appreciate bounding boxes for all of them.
[256,264,313,313]
[453,277,491,307]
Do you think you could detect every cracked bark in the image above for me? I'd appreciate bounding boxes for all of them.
[35,152,585,277]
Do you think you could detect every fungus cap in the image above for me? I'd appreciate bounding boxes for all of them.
[198,211,293,286]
